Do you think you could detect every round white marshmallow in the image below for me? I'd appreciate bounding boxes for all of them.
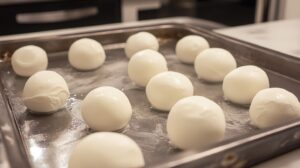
[22,70,70,113]
[176,35,209,64]
[125,32,159,58]
[146,71,194,111]
[11,45,48,77]
[81,86,132,131]
[68,38,106,70]
[250,88,300,129]
[195,48,237,82]
[69,132,145,168]
[223,65,269,105]
[167,96,226,150]
[128,49,168,87]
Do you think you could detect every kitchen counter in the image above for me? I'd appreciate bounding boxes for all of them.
[215,18,300,58]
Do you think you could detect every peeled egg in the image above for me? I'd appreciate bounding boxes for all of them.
[68,132,145,168]
[11,45,48,77]
[195,48,237,82]
[125,32,159,58]
[68,38,106,70]
[81,86,132,131]
[146,71,194,111]
[128,49,168,87]
[22,70,70,113]
[223,65,269,105]
[250,88,300,129]
[167,96,226,150]
[176,35,209,64]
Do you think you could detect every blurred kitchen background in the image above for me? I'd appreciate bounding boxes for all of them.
[0,0,299,36]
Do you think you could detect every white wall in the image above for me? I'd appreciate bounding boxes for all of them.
[279,0,300,19]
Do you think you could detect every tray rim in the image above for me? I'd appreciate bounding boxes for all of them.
[0,17,223,42]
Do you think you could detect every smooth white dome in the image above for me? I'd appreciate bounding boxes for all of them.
[195,48,237,82]
[167,96,226,150]
[146,71,194,111]
[68,38,106,70]
[125,32,159,58]
[22,71,70,113]
[81,86,132,131]
[68,132,145,168]
[250,88,300,129]
[11,45,48,77]
[128,49,168,87]
[223,65,269,105]
[176,35,209,64]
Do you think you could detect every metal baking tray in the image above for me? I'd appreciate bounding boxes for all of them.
[0,17,299,168]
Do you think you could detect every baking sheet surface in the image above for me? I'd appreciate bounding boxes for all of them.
[0,26,299,168]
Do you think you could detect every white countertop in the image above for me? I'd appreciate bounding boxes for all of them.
[215,18,300,58]
[215,18,300,168]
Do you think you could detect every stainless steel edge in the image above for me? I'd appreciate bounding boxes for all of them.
[0,78,31,168]
[16,7,98,24]
[0,132,11,168]
[153,121,300,167]
[0,17,225,42]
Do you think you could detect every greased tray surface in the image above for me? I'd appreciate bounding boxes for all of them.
[0,19,300,168]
